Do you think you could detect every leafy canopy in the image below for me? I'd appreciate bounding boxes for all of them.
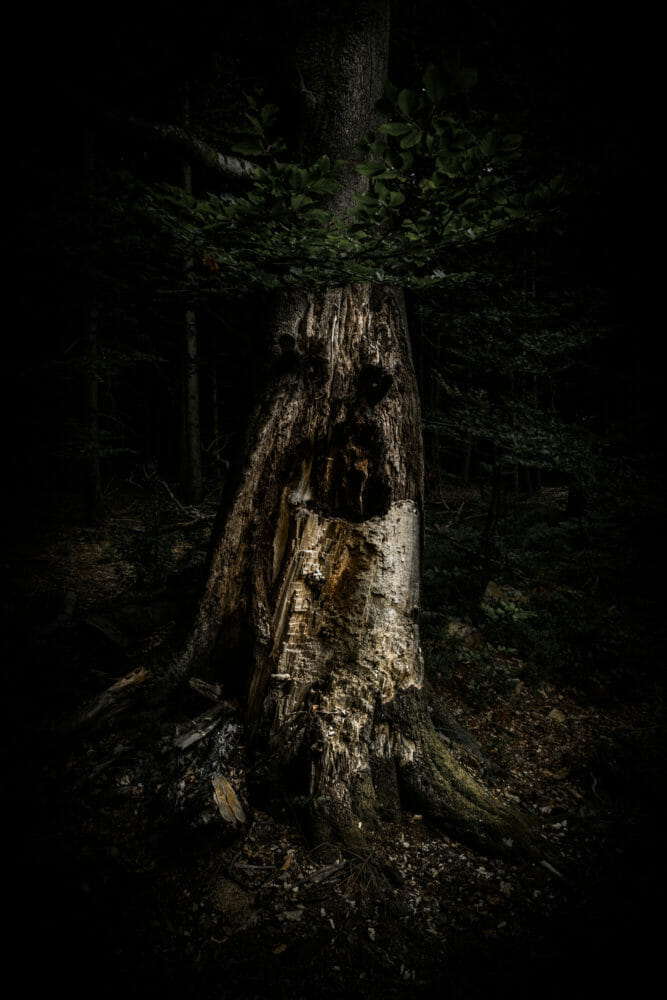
[142,61,564,295]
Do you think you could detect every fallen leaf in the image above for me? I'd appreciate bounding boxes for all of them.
[212,774,246,825]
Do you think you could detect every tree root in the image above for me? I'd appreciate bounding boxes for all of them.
[385,686,537,856]
[282,689,536,869]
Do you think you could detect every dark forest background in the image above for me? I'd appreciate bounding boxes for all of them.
[7,0,663,694]
[3,4,666,998]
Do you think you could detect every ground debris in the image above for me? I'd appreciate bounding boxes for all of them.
[212,774,247,826]
[10,485,666,1000]
[174,704,225,749]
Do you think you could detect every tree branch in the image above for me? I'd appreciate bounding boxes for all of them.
[106,110,257,182]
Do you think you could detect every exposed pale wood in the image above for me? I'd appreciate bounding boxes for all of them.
[105,111,257,182]
[174,704,224,749]
[177,280,426,826]
[188,676,224,703]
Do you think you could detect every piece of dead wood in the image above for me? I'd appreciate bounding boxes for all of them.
[298,860,347,886]
[174,703,225,749]
[188,676,224,703]
[212,773,246,825]
[69,666,150,731]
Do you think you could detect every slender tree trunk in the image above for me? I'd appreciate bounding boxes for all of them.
[182,304,203,503]
[83,132,103,522]
[210,367,225,489]
[83,302,103,522]
[180,84,203,505]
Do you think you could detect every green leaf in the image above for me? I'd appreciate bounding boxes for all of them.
[480,132,499,158]
[397,88,418,116]
[289,166,309,190]
[502,133,523,151]
[388,191,406,207]
[244,113,263,134]
[369,140,389,157]
[378,121,413,137]
[400,128,423,149]
[356,161,390,177]
[304,208,331,225]
[261,103,279,124]
[354,192,379,208]
[290,194,314,211]
[308,177,339,195]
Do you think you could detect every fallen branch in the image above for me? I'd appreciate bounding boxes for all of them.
[189,676,224,703]
[68,666,150,731]
[174,703,225,749]
[105,110,257,182]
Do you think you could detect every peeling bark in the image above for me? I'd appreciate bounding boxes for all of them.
[177,282,527,852]
[175,0,531,853]
[181,282,421,785]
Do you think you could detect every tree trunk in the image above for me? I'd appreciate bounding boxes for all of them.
[182,304,203,504]
[83,132,103,523]
[181,284,524,849]
[83,300,103,522]
[180,84,203,505]
[177,0,530,852]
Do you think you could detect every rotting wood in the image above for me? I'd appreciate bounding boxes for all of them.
[174,704,225,749]
[298,860,347,886]
[69,666,150,730]
[173,276,532,850]
[188,676,224,703]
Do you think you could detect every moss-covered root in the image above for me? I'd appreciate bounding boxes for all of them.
[387,688,536,856]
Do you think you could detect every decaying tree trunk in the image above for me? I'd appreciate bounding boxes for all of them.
[179,283,527,849]
[176,0,531,852]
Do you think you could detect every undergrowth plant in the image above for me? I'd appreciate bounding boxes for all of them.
[422,469,659,703]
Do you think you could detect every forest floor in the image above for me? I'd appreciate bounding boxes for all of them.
[4,479,666,999]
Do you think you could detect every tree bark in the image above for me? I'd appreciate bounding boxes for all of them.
[83,132,103,523]
[177,0,530,852]
[178,281,527,850]
[180,84,203,505]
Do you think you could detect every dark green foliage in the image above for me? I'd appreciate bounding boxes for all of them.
[421,466,664,705]
[351,61,555,249]
[140,62,559,296]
